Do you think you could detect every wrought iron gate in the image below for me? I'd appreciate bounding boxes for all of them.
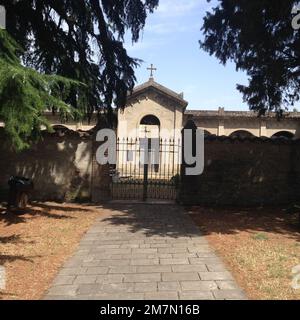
[110,138,181,201]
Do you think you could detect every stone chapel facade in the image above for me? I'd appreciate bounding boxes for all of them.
[117,77,188,142]
[40,77,300,140]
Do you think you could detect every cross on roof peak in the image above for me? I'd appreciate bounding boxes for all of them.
[147,64,157,80]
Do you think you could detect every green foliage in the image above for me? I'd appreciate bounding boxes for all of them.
[252,233,269,241]
[201,0,300,116]
[0,29,83,150]
[1,0,159,119]
[0,1,159,149]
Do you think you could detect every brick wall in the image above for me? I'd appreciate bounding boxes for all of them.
[180,138,300,206]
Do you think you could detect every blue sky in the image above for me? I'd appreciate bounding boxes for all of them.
[125,0,249,111]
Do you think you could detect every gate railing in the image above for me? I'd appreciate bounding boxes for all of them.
[110,137,181,201]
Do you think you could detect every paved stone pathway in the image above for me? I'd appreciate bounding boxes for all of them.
[45,204,246,300]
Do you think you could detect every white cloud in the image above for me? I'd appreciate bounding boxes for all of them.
[141,0,211,35]
[146,22,191,35]
[156,0,208,17]
[125,38,165,54]
[124,0,213,55]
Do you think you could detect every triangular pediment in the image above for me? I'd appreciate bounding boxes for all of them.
[127,79,188,109]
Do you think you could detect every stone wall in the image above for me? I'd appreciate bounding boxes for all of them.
[1,129,299,206]
[0,130,110,202]
[180,137,300,206]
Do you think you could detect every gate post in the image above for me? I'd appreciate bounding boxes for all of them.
[142,138,150,201]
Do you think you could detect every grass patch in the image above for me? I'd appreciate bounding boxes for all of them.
[189,207,300,300]
[252,233,269,241]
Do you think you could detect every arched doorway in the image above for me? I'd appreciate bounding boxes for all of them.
[139,115,160,138]
[271,131,294,139]
[229,130,254,138]
[139,115,161,174]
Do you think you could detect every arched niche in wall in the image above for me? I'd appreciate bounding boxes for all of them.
[229,130,255,138]
[271,131,295,139]
[139,114,160,138]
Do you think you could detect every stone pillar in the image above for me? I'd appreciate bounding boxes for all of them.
[260,120,267,137]
[218,108,225,136]
[91,137,112,203]
[218,119,225,136]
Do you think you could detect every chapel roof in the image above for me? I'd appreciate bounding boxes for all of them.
[128,78,188,108]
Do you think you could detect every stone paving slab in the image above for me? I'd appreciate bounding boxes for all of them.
[44,204,247,300]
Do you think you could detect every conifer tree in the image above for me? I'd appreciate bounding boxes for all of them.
[201,0,300,116]
[0,29,82,150]
[0,1,159,149]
